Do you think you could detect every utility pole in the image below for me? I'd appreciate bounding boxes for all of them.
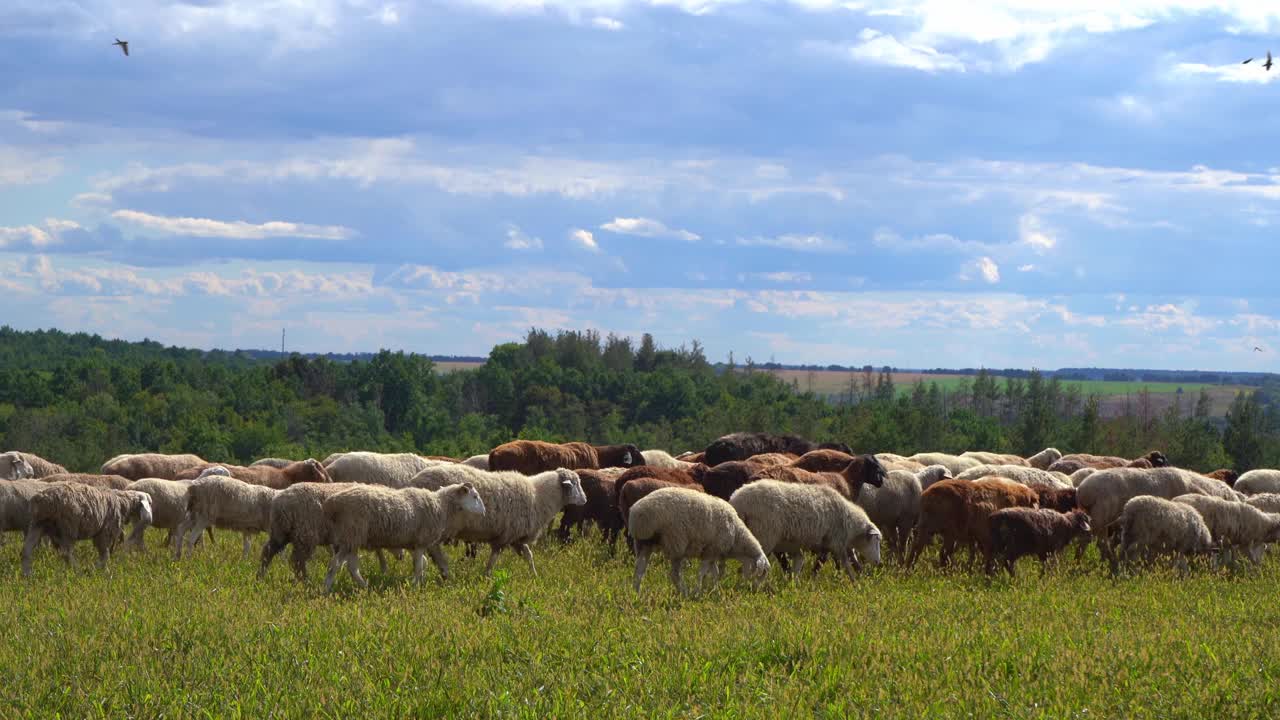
[281,328,286,355]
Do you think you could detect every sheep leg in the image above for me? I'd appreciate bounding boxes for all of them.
[837,550,858,585]
[633,544,652,593]
[290,545,315,584]
[788,553,804,577]
[58,537,76,569]
[906,528,932,568]
[412,549,427,584]
[323,551,345,593]
[697,558,718,593]
[426,544,451,580]
[516,544,537,577]
[345,550,368,589]
[258,538,285,580]
[377,550,389,574]
[94,534,112,571]
[20,526,44,577]
[239,533,254,560]
[938,537,956,569]
[183,516,211,558]
[483,544,503,575]
[669,556,688,596]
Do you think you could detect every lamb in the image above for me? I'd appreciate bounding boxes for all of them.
[250,458,295,469]
[557,468,627,548]
[178,476,278,560]
[101,453,207,480]
[1171,494,1280,564]
[628,487,770,595]
[0,451,35,480]
[906,479,1039,570]
[322,452,437,488]
[855,467,926,562]
[1112,495,1214,572]
[730,480,881,583]
[988,508,1092,577]
[905,453,983,477]
[21,483,152,577]
[1,451,68,478]
[954,464,1072,489]
[1047,451,1168,475]
[1245,493,1280,514]
[321,482,486,590]
[701,432,850,467]
[488,440,600,474]
[409,466,587,576]
[960,451,1029,467]
[1234,469,1280,496]
[40,473,131,490]
[640,450,693,469]
[258,482,402,583]
[462,454,490,470]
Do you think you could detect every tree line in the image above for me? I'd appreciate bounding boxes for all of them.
[1,326,1279,474]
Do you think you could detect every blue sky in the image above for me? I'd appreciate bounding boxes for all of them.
[3,0,1280,370]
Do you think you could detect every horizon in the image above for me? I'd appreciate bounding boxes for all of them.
[4,2,1280,371]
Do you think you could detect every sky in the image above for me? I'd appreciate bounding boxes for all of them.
[3,1,1280,370]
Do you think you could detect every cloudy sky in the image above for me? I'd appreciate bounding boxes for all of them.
[2,0,1280,370]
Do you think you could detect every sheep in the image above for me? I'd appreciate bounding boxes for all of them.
[618,478,708,530]
[178,476,278,560]
[1026,448,1063,470]
[250,458,295,469]
[988,508,1092,577]
[1171,494,1280,565]
[906,479,1039,570]
[1,451,67,478]
[321,452,347,467]
[876,453,925,472]
[640,450,692,469]
[906,453,983,477]
[321,482,486,590]
[322,452,437,488]
[916,465,954,490]
[678,452,706,464]
[1031,485,1078,514]
[0,480,46,544]
[1234,469,1280,496]
[1204,469,1240,487]
[701,432,849,467]
[1047,451,1168,475]
[557,468,627,548]
[21,483,152,577]
[1112,495,1214,572]
[125,478,194,552]
[855,468,925,562]
[960,451,1029,467]
[101,453,207,481]
[792,449,857,473]
[593,444,646,470]
[175,459,331,489]
[751,455,888,502]
[730,480,881,583]
[0,451,35,480]
[1070,467,1098,487]
[628,487,770,595]
[258,482,404,583]
[409,466,587,576]
[954,464,1072,489]
[462,454,490,470]
[1245,493,1280,514]
[40,473,131,491]
[696,460,769,501]
[613,465,708,516]
[488,440,599,474]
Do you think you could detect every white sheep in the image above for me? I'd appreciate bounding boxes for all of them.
[0,451,35,480]
[321,482,486,591]
[640,450,693,469]
[101,452,207,480]
[409,465,586,576]
[178,476,277,560]
[1234,469,1280,496]
[1245,493,1280,514]
[258,482,400,583]
[906,453,982,477]
[915,464,953,490]
[628,487,770,595]
[954,464,1071,489]
[1172,493,1280,565]
[856,467,931,561]
[1026,447,1063,470]
[730,480,880,583]
[125,478,194,552]
[1113,495,1214,572]
[21,483,152,577]
[324,452,441,487]
[2,450,67,478]
[959,451,1029,467]
[320,452,347,468]
[249,458,294,469]
[461,454,490,470]
[1070,467,1097,487]
[0,480,46,544]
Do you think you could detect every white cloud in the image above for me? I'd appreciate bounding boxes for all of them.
[959,256,1000,284]
[844,29,966,73]
[737,234,846,253]
[570,228,600,252]
[591,16,623,30]
[599,216,700,241]
[740,271,813,284]
[111,210,356,240]
[0,225,53,249]
[1175,61,1280,84]
[1018,264,1036,272]
[0,148,62,186]
[1018,213,1056,252]
[503,224,543,250]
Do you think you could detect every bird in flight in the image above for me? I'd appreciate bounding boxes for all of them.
[1245,51,1273,70]
[1255,346,1264,352]
[113,38,129,57]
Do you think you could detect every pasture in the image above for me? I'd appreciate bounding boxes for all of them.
[5,529,1280,717]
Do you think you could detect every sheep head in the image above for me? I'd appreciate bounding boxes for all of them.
[1069,510,1092,535]
[848,454,886,489]
[302,458,331,483]
[452,482,486,516]
[128,491,154,527]
[1145,451,1170,467]
[0,452,34,480]
[855,527,882,566]
[556,468,588,506]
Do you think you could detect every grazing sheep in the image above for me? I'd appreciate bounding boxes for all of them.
[321,452,347,467]
[628,487,770,595]
[751,455,888,502]
[916,465,954,490]
[250,458,294,469]
[906,453,983,477]
[1031,485,1078,514]
[322,483,487,591]
[618,478,708,530]
[462,455,490,470]
[988,508,1092,577]
[1112,495,1214,572]
[792,449,856,473]
[101,453,207,481]
[906,479,1039,570]
[2,451,68,479]
[322,452,437,488]
[594,444,645,470]
[21,483,152,577]
[1070,468,1098,487]
[1047,451,1168,475]
[179,477,278,560]
[258,482,401,583]
[702,433,848,467]
[640,450,692,469]
[411,467,587,576]
[855,468,927,562]
[0,451,35,480]
[960,451,1029,467]
[1171,494,1280,564]
[175,459,331,489]
[730,480,881,583]
[699,460,771,501]
[0,480,46,544]
[876,453,925,472]
[954,464,1072,489]
[557,468,627,548]
[613,464,708,514]
[125,478,193,552]
[1026,448,1063,470]
[488,440,600,474]
[40,473,131,491]
[1235,469,1280,496]
[1245,493,1280,514]
[1204,469,1240,487]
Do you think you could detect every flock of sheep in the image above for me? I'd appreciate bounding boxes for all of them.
[3,431,1280,595]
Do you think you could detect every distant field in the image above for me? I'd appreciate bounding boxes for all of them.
[435,360,484,372]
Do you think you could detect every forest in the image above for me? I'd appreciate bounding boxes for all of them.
[2,325,1279,474]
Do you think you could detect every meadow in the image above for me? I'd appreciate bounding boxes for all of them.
[6,529,1280,718]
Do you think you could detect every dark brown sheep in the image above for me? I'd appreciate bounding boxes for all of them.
[1047,451,1168,475]
[174,460,330,489]
[592,444,645,470]
[989,508,1092,577]
[1204,469,1239,487]
[612,465,707,514]
[907,479,1039,570]
[749,453,800,466]
[40,473,132,491]
[488,440,600,474]
[702,432,852,467]
[1031,485,1078,514]
[558,469,625,549]
[696,460,767,501]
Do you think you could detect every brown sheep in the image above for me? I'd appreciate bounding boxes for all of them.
[906,478,1039,570]
[1031,485,1078,514]
[678,452,706,463]
[1047,451,1168,475]
[1204,469,1240,487]
[613,465,708,512]
[792,449,856,473]
[558,468,626,549]
[702,432,853,466]
[749,453,801,466]
[752,455,888,502]
[40,473,132,491]
[488,440,613,474]
[101,453,208,481]
[174,460,330,489]
[593,444,646,470]
[989,508,1092,577]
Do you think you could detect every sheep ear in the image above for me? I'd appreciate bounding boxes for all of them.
[623,450,633,465]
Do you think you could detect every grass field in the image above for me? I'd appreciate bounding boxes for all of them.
[6,530,1280,717]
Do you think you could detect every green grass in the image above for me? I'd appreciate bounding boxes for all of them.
[5,531,1280,717]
